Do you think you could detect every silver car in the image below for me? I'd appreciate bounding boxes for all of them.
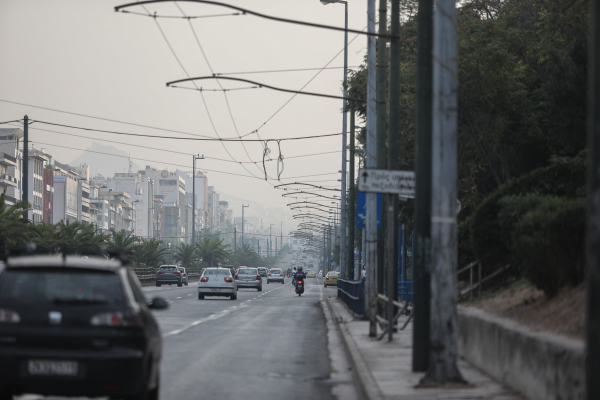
[198,268,237,300]
[235,267,262,291]
[267,268,285,284]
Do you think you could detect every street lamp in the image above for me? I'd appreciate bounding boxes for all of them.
[192,154,205,246]
[320,0,348,278]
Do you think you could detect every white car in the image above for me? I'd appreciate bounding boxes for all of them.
[198,268,237,300]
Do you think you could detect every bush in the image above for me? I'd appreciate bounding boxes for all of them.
[468,153,585,272]
[511,197,585,297]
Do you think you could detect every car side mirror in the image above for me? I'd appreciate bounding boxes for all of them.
[148,297,169,310]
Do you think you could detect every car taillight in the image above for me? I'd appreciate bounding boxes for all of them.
[224,277,233,283]
[256,275,261,281]
[157,271,163,274]
[268,273,271,276]
[201,277,209,282]
[326,275,329,279]
[280,274,283,277]
[173,271,180,275]
[90,311,141,327]
[0,309,20,323]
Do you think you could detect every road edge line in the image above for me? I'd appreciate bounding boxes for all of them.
[325,297,385,400]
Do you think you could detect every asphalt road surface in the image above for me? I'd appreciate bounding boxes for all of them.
[16,253,359,400]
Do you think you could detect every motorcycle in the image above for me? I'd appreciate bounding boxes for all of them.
[295,279,304,296]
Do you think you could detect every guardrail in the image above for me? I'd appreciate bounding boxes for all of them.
[133,267,203,285]
[337,279,365,315]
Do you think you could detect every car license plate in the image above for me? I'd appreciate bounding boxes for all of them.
[211,289,222,292]
[28,360,78,376]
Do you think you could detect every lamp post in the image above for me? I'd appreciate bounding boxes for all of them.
[108,188,113,231]
[192,154,205,246]
[320,0,348,279]
[269,223,275,257]
[132,200,140,239]
[241,204,249,247]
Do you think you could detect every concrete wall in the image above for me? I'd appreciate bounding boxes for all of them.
[457,306,585,400]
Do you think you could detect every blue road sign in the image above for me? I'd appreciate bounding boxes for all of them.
[356,191,382,229]
[325,256,329,262]
[319,262,322,267]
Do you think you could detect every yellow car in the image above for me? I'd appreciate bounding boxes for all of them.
[324,272,340,287]
[307,271,316,278]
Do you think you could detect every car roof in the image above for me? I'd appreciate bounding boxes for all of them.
[6,255,122,271]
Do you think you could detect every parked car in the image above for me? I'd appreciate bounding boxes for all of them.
[324,271,340,287]
[267,268,285,284]
[306,270,316,278]
[178,267,189,286]
[198,268,237,300]
[156,265,182,287]
[235,267,262,291]
[0,255,168,400]
[257,267,268,278]
[318,270,323,277]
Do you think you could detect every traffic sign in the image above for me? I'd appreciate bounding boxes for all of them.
[325,257,329,262]
[358,168,415,195]
[356,191,382,229]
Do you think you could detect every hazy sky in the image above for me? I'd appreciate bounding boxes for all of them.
[0,0,369,228]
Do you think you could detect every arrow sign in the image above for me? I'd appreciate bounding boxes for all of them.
[358,168,415,196]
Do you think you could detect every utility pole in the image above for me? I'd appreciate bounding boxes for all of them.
[387,0,401,342]
[234,226,237,254]
[270,223,275,257]
[376,0,388,318]
[366,0,378,337]
[422,0,464,384]
[348,110,356,279]
[241,204,249,247]
[191,154,204,246]
[413,0,434,373]
[22,115,29,215]
[587,1,600,398]
[339,0,349,282]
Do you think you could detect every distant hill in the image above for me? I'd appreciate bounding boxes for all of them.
[68,142,142,178]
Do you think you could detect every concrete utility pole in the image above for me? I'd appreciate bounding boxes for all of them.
[365,0,378,337]
[270,223,275,257]
[387,0,401,342]
[348,111,356,279]
[22,115,29,213]
[234,226,237,254]
[376,0,388,312]
[412,0,434,372]
[587,1,600,398]
[241,204,249,247]
[422,0,464,384]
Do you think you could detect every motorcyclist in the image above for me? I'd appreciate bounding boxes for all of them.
[292,267,297,285]
[294,267,306,288]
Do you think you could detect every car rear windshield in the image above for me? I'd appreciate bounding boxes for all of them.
[159,266,177,271]
[0,269,125,305]
[238,268,257,275]
[204,269,230,276]
[271,270,281,274]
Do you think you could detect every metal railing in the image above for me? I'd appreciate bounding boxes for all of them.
[133,267,203,285]
[457,261,511,298]
[337,279,365,315]
[376,293,413,340]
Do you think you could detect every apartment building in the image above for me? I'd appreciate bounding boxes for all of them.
[0,128,22,206]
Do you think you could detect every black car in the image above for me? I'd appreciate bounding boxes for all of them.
[0,255,168,400]
[257,267,268,278]
[156,264,182,287]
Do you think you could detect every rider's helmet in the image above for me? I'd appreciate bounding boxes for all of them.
[298,266,303,272]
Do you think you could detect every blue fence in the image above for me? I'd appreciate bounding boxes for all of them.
[337,279,365,315]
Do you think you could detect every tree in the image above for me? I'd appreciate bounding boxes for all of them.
[173,243,198,268]
[132,238,168,268]
[234,243,260,268]
[0,192,34,253]
[108,229,137,260]
[195,237,230,267]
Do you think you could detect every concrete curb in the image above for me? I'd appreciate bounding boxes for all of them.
[326,297,385,400]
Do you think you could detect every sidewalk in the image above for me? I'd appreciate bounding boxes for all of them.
[326,296,524,400]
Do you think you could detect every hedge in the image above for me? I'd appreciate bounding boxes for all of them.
[466,153,586,273]
[511,197,585,297]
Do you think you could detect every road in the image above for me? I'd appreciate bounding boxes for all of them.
[17,252,359,400]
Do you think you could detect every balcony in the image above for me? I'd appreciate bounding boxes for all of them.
[0,153,16,167]
[0,174,18,187]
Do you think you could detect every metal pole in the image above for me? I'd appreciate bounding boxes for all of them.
[366,0,378,338]
[348,110,356,279]
[423,0,463,383]
[389,0,401,323]
[234,226,237,254]
[22,115,29,215]
[192,156,196,246]
[386,196,394,341]
[412,0,434,373]
[587,1,600,397]
[376,0,388,320]
[339,0,349,281]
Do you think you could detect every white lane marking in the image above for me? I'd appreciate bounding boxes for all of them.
[187,294,192,296]
[164,304,246,337]
[176,297,182,299]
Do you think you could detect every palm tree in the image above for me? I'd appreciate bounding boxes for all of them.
[234,243,260,268]
[195,237,230,267]
[0,192,34,252]
[132,238,168,268]
[108,229,137,260]
[174,243,198,268]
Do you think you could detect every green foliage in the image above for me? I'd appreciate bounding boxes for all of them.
[108,229,137,260]
[133,238,167,268]
[195,237,230,268]
[466,153,585,271]
[0,193,34,252]
[173,243,198,269]
[511,197,585,297]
